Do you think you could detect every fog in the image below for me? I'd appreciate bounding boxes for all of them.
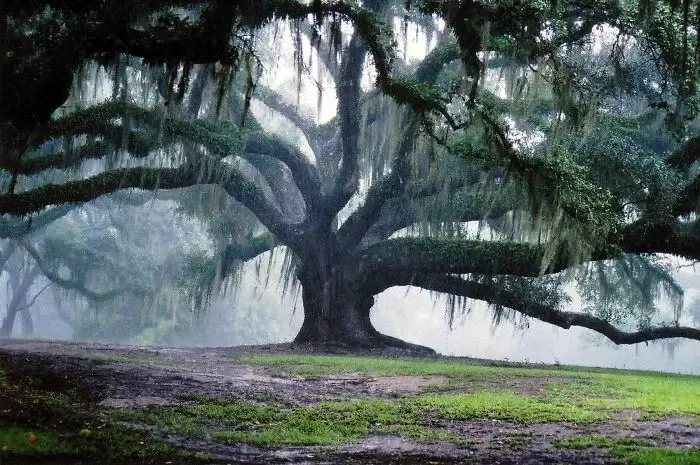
[374,289,700,375]
[4,248,698,376]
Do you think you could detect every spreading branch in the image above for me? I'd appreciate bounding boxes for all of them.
[0,156,300,243]
[360,237,566,277]
[0,204,75,238]
[325,34,366,217]
[220,232,278,274]
[378,272,700,345]
[254,86,322,157]
[21,241,126,302]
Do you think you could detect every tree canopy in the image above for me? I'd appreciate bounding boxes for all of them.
[2,0,700,350]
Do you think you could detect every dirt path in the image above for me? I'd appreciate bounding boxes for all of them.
[1,339,698,464]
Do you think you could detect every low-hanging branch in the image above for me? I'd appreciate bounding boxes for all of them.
[219,232,278,275]
[0,204,75,238]
[361,217,700,279]
[360,237,569,277]
[0,154,301,243]
[21,241,127,302]
[382,272,700,345]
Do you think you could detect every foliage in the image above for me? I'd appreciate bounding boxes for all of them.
[2,0,700,348]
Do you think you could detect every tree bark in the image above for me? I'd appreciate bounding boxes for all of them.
[0,306,18,337]
[0,262,38,337]
[292,242,435,354]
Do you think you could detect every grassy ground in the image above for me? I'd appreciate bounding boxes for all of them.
[112,354,700,462]
[237,354,700,418]
[1,349,699,464]
[0,357,211,464]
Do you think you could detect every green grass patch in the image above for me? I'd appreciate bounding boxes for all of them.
[417,391,604,422]
[235,354,557,380]
[227,354,700,439]
[237,355,700,418]
[626,447,700,465]
[544,372,700,418]
[0,426,71,455]
[0,364,211,463]
[119,397,399,446]
[119,389,604,448]
[552,436,700,464]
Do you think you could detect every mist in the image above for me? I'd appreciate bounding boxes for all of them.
[3,243,698,375]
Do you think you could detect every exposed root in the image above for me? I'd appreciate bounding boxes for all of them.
[292,331,437,357]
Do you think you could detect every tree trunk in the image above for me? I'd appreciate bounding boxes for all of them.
[20,302,34,336]
[0,306,18,337]
[1,263,39,338]
[292,247,434,354]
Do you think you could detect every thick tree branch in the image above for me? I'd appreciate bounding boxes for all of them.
[25,101,319,222]
[360,237,552,277]
[361,214,700,279]
[378,272,700,345]
[21,241,125,302]
[244,131,322,213]
[254,86,322,157]
[1,135,156,176]
[620,219,700,262]
[39,101,242,158]
[220,232,278,274]
[325,34,366,217]
[0,158,300,243]
[0,204,75,238]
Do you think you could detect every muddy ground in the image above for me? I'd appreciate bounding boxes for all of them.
[0,339,698,464]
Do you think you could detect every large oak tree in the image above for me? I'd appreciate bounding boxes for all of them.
[2,0,700,351]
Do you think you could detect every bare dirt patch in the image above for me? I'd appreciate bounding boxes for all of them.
[324,374,448,395]
[1,338,698,464]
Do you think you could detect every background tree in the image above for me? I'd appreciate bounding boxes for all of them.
[2,0,700,351]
